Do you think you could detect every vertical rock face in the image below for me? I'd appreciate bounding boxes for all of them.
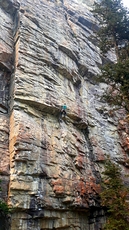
[0,3,14,229]
[0,0,129,229]
[0,2,13,201]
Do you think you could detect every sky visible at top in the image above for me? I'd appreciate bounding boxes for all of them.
[122,0,129,8]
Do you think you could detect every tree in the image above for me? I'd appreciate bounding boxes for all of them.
[100,158,129,230]
[92,0,129,111]
[99,59,129,111]
[93,0,129,59]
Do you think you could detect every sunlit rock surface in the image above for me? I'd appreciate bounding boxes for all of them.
[0,0,129,229]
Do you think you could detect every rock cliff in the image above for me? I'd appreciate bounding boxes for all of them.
[0,0,129,229]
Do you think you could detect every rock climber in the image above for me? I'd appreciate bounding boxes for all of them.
[60,104,67,119]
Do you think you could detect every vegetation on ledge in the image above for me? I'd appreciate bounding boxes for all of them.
[92,0,129,112]
[92,1,129,229]
[100,158,129,230]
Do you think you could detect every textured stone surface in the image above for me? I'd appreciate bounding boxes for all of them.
[0,5,13,200]
[0,6,14,229]
[0,0,129,229]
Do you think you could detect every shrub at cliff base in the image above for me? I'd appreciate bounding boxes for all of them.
[100,158,129,230]
[0,179,10,230]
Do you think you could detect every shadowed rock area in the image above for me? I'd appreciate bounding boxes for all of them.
[0,0,129,229]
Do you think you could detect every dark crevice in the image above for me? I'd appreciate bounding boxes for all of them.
[0,213,10,230]
[88,207,106,230]
[83,127,101,184]
[59,45,78,62]
[0,0,20,16]
[78,16,99,32]
[0,71,10,114]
